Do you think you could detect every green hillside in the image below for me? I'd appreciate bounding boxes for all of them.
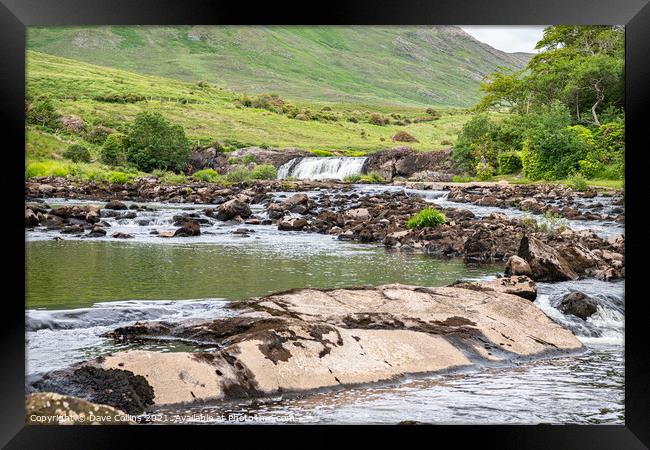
[27,26,530,107]
[26,50,475,163]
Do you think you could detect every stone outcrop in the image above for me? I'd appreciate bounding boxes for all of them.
[517,235,578,281]
[31,283,583,412]
[365,148,455,182]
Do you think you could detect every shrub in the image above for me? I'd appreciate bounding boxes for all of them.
[497,151,523,175]
[107,171,135,184]
[567,173,589,191]
[100,133,126,166]
[27,98,60,130]
[241,154,256,164]
[343,174,362,183]
[392,131,418,142]
[406,208,447,229]
[425,107,440,118]
[452,113,495,173]
[369,113,388,126]
[124,111,190,172]
[225,166,252,183]
[452,175,473,183]
[86,125,115,145]
[227,157,239,164]
[520,107,588,180]
[475,160,495,181]
[192,168,221,183]
[251,164,277,180]
[63,144,91,163]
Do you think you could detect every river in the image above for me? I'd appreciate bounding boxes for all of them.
[24,184,625,424]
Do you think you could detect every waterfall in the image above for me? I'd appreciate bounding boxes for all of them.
[277,157,367,180]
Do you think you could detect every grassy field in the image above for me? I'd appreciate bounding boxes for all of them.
[27,26,530,108]
[27,51,473,162]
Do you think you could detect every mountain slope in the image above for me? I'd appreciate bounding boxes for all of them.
[27,26,531,107]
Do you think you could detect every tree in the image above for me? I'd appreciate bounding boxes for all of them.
[123,112,190,172]
[476,26,624,125]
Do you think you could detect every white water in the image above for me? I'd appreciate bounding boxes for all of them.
[277,157,367,180]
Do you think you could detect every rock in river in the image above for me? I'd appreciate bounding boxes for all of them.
[31,282,583,412]
[558,291,598,320]
[173,220,201,237]
[517,235,578,281]
[216,199,251,221]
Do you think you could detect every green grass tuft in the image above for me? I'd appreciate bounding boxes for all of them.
[406,207,447,229]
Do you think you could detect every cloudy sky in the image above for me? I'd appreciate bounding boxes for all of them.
[460,26,547,53]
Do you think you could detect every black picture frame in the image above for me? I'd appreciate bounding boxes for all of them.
[2,0,648,447]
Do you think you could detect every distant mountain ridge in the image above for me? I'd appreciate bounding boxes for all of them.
[27,25,531,107]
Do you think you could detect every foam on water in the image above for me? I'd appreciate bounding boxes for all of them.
[277,157,367,180]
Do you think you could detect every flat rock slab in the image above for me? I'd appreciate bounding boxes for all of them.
[33,281,584,412]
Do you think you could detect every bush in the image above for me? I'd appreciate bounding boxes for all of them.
[124,112,190,172]
[225,166,252,183]
[452,113,495,173]
[392,131,418,142]
[475,160,495,180]
[241,154,256,164]
[343,174,362,183]
[368,113,389,126]
[107,171,135,184]
[425,107,440,118]
[192,168,221,183]
[63,144,91,163]
[100,133,126,166]
[86,125,115,145]
[452,175,473,183]
[497,151,523,175]
[520,107,588,180]
[27,97,60,130]
[567,173,589,191]
[251,164,277,180]
[406,208,447,229]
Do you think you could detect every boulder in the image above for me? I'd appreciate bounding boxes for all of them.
[504,255,533,277]
[173,220,201,237]
[216,199,251,221]
[40,284,583,410]
[365,148,455,182]
[344,208,371,221]
[558,291,598,320]
[278,217,308,231]
[25,209,40,227]
[25,392,133,425]
[282,193,309,208]
[112,232,134,239]
[87,225,107,237]
[29,365,154,415]
[105,200,128,210]
[517,235,578,281]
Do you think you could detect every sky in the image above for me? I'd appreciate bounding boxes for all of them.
[460,26,547,53]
